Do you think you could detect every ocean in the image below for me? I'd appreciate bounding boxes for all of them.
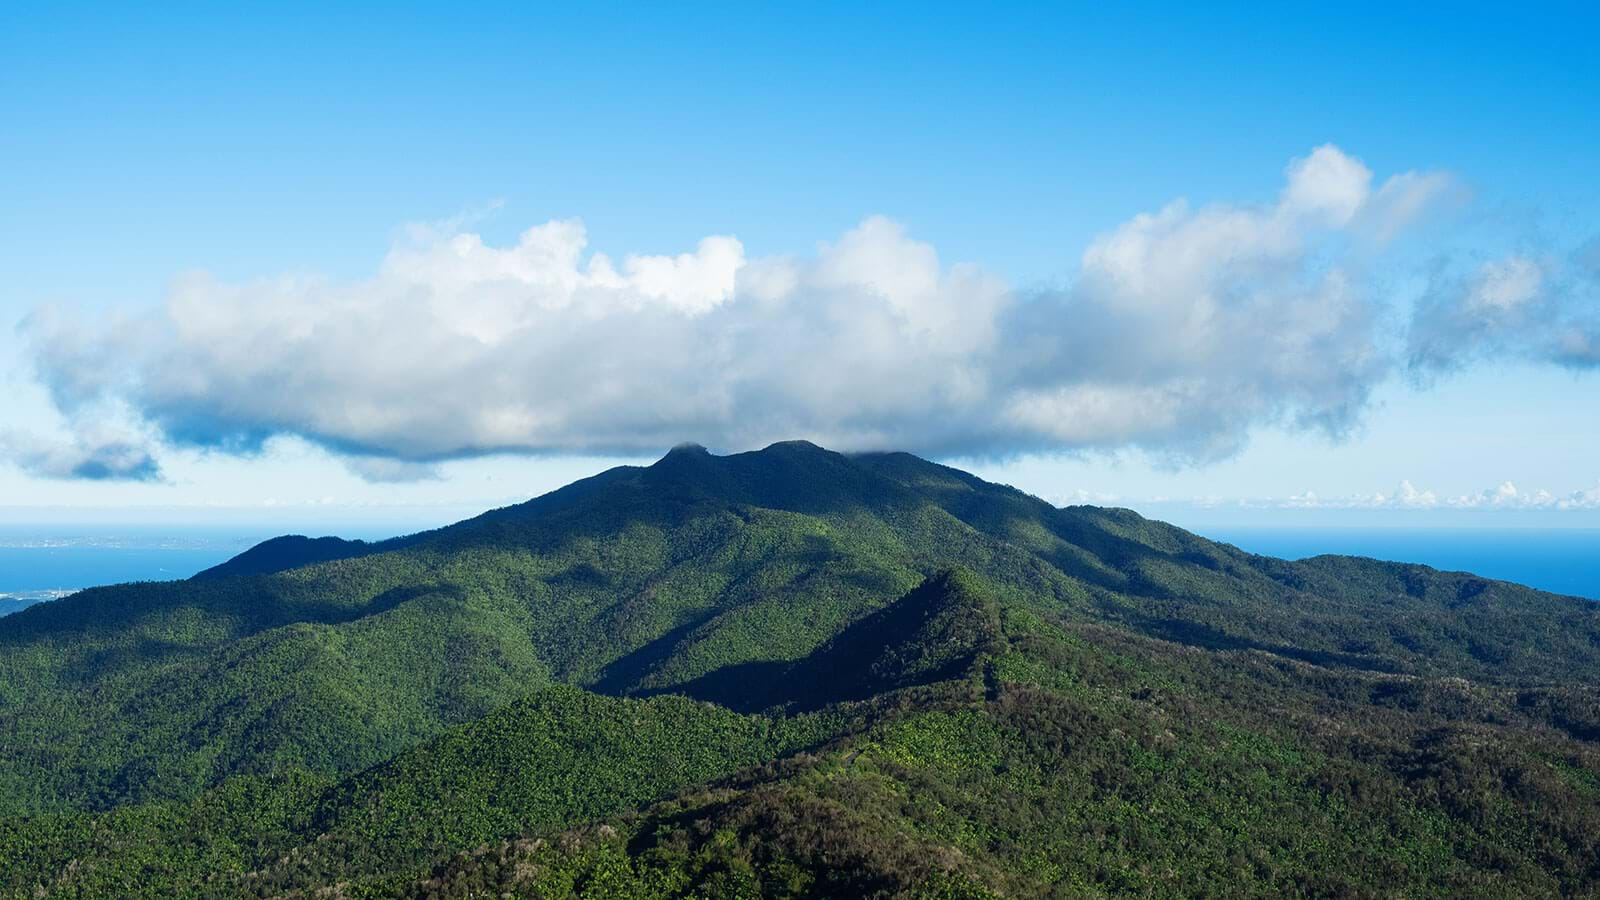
[0,524,1594,615]
[0,526,249,614]
[1200,526,1599,601]
[0,524,386,614]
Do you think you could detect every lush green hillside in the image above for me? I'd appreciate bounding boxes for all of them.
[0,683,853,897]
[2,441,1598,897]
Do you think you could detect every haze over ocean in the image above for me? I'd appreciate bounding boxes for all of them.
[0,522,412,600]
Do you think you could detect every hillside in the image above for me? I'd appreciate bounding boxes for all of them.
[2,441,1598,897]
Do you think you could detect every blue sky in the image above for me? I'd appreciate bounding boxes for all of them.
[2,2,1597,529]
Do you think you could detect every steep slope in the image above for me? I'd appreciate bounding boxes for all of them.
[668,568,1003,712]
[8,570,1599,897]
[779,567,1001,709]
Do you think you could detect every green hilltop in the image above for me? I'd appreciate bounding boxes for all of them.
[2,441,1598,897]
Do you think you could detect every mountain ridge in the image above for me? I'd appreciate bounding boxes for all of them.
[2,441,1598,897]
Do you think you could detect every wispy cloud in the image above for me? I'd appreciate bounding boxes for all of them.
[342,456,443,484]
[0,427,162,482]
[1407,238,1600,376]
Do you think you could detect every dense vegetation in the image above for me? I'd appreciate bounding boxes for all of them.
[1,440,1597,896]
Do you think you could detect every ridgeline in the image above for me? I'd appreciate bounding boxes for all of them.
[2,442,1598,897]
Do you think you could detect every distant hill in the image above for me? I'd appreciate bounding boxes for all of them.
[190,534,387,579]
[0,595,48,618]
[2,441,1598,897]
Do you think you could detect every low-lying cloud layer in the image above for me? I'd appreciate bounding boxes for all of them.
[1281,479,1600,511]
[11,145,1590,482]
[1055,478,1600,512]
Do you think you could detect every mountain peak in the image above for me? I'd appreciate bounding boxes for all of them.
[657,439,829,463]
[776,567,1002,710]
[649,442,715,473]
[759,439,826,452]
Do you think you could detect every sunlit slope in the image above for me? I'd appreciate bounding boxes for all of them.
[6,568,1598,897]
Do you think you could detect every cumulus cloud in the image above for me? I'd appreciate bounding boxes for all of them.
[996,145,1463,460]
[1440,480,1586,510]
[22,146,1471,471]
[1360,480,1442,509]
[1407,238,1600,375]
[0,427,161,482]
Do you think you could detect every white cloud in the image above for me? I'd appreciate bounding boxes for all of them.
[1468,257,1544,312]
[1002,144,1434,460]
[19,146,1481,472]
[1392,479,1440,508]
[1281,144,1372,227]
[1445,481,1564,510]
[1330,480,1442,509]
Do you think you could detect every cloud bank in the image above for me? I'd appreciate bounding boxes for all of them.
[13,144,1582,481]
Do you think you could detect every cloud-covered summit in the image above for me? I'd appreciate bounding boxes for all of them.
[16,144,1576,480]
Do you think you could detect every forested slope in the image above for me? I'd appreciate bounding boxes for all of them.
[2,441,1597,897]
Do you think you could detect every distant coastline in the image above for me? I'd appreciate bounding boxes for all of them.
[0,589,75,617]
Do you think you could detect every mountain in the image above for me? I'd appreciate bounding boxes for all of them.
[2,441,1598,897]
